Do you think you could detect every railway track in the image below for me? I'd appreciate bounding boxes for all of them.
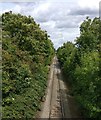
[39,56,81,119]
[49,57,62,118]
[49,57,70,119]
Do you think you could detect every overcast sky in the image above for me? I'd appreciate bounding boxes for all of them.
[0,0,100,49]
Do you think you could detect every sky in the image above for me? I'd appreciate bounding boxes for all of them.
[0,0,100,49]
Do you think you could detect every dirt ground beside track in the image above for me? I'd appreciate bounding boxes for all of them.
[37,56,82,119]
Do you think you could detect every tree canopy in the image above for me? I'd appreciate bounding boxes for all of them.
[57,17,101,119]
[2,11,54,118]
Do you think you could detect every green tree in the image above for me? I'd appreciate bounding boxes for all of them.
[57,17,101,119]
[2,11,54,118]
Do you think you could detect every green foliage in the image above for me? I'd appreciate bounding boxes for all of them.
[57,17,101,119]
[57,42,75,66]
[2,11,54,118]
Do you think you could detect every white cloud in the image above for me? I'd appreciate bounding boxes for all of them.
[78,0,100,9]
[1,0,100,49]
[35,2,50,13]
[0,0,36,2]
[13,5,22,13]
[0,4,22,14]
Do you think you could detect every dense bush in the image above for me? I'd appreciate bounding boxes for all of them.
[2,11,54,118]
[57,17,101,119]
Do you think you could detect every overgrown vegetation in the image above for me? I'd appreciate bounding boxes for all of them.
[2,11,54,118]
[57,17,101,119]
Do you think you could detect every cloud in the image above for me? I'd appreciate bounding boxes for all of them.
[69,7,98,16]
[1,0,100,49]
[0,0,38,2]
[0,3,22,14]
[13,5,22,13]
[55,20,79,29]
[78,0,99,9]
